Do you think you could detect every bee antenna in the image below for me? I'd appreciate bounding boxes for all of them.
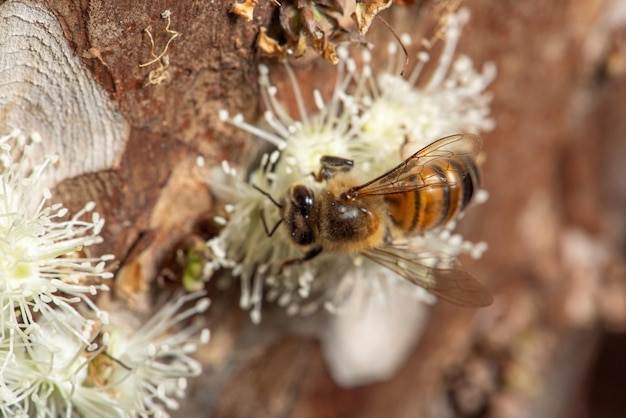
[259,207,283,237]
[252,184,283,209]
[253,184,284,237]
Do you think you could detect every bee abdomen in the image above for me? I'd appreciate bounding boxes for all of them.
[385,156,479,234]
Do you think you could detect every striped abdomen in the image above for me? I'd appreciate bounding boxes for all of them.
[384,156,479,234]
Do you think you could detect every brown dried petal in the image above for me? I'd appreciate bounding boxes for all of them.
[258,27,287,59]
[230,0,258,21]
[352,0,393,35]
[323,42,339,64]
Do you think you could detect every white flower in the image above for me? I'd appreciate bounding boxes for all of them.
[0,291,210,417]
[0,132,211,414]
[0,131,112,379]
[353,8,496,173]
[208,8,494,323]
[102,291,211,417]
[213,54,364,322]
[0,316,122,418]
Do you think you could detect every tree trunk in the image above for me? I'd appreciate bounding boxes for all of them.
[2,0,625,417]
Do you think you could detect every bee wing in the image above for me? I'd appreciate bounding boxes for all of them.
[363,245,493,307]
[350,134,482,196]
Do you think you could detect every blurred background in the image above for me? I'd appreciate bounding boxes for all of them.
[6,0,625,416]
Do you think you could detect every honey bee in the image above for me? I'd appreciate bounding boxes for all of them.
[255,134,493,307]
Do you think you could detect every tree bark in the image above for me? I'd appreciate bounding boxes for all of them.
[2,0,625,417]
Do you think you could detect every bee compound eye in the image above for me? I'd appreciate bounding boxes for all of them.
[291,185,314,208]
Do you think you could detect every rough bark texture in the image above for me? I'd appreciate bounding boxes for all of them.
[0,0,128,185]
[2,0,626,417]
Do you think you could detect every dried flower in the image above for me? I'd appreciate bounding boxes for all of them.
[246,0,344,63]
[230,0,258,22]
[352,0,393,35]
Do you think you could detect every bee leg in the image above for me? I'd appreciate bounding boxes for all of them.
[278,246,323,273]
[312,156,354,181]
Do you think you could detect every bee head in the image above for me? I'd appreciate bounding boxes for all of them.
[281,184,316,246]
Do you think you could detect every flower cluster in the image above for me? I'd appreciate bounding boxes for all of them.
[0,130,210,417]
[209,9,495,323]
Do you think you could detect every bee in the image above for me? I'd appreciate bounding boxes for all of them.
[255,134,493,307]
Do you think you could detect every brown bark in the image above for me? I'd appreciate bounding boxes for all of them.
[3,0,626,417]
